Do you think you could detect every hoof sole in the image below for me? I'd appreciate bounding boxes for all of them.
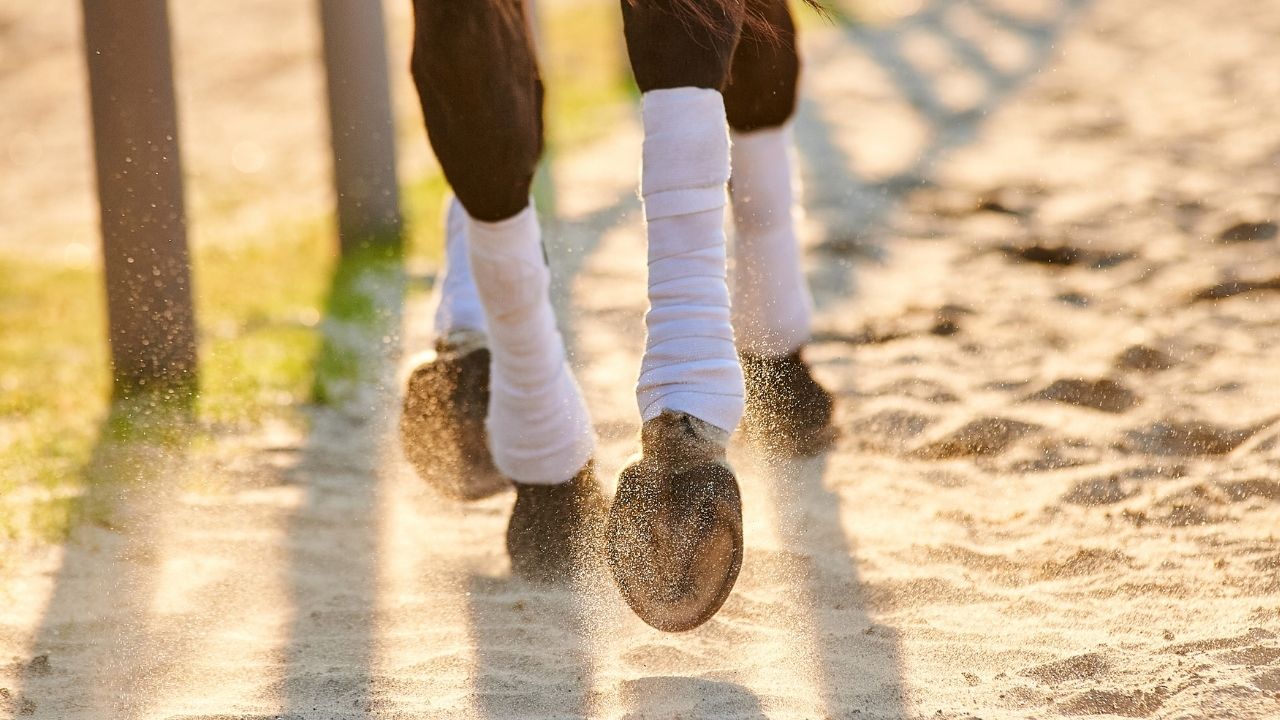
[399,348,508,501]
[606,459,743,632]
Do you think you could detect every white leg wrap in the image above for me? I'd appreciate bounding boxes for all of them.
[467,204,595,484]
[729,124,813,356]
[636,87,745,435]
[430,196,488,340]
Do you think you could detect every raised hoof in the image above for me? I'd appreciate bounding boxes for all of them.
[607,412,743,632]
[741,349,838,457]
[507,463,607,585]
[399,339,508,501]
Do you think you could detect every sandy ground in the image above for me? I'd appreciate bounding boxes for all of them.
[4,0,1280,718]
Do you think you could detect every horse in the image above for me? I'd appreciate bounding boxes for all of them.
[399,0,834,632]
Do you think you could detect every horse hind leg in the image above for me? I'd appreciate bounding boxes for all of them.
[410,0,543,222]
[405,0,605,584]
[724,0,838,456]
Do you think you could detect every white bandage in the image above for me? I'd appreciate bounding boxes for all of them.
[635,88,745,435]
[729,124,813,356]
[431,196,488,340]
[467,204,595,484]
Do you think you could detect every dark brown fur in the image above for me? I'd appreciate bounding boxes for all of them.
[410,0,807,221]
[630,0,824,41]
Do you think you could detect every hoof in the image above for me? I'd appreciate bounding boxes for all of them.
[741,349,838,457]
[507,463,607,585]
[399,336,509,500]
[607,412,743,632]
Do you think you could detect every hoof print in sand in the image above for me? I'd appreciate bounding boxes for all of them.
[1114,344,1176,372]
[1055,291,1092,307]
[908,184,1040,218]
[1063,466,1185,506]
[1218,220,1278,243]
[1119,420,1258,456]
[1024,378,1140,414]
[1143,485,1230,527]
[1063,476,1138,506]
[1057,687,1166,717]
[815,305,972,347]
[999,241,1135,269]
[912,417,1042,459]
[1192,275,1280,302]
[1219,478,1280,503]
[1005,436,1098,472]
[930,304,973,337]
[870,377,960,403]
[849,409,936,452]
[1039,548,1133,579]
[1020,652,1111,685]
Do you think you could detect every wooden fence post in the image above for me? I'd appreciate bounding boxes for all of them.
[81,0,198,403]
[318,0,403,254]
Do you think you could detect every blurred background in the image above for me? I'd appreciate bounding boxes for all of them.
[2,0,1279,717]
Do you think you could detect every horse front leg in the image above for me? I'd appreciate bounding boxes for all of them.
[606,0,751,633]
[403,0,605,584]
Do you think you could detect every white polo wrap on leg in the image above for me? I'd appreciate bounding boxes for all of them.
[467,204,595,484]
[729,123,813,356]
[636,87,745,435]
[431,196,488,339]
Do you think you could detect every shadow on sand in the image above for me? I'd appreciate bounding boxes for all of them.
[15,243,406,720]
[466,575,599,718]
[278,244,404,719]
[14,399,200,718]
[624,676,765,718]
[798,0,1092,307]
[759,451,907,716]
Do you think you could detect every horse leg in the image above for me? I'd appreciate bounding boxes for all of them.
[606,0,750,632]
[402,0,604,583]
[725,0,837,456]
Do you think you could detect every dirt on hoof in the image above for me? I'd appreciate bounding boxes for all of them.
[1024,378,1141,413]
[912,417,1042,459]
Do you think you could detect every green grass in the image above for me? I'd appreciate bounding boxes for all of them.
[0,259,110,542]
[0,223,334,543]
[310,241,405,406]
[541,1,637,149]
[197,220,334,426]
[0,1,637,547]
